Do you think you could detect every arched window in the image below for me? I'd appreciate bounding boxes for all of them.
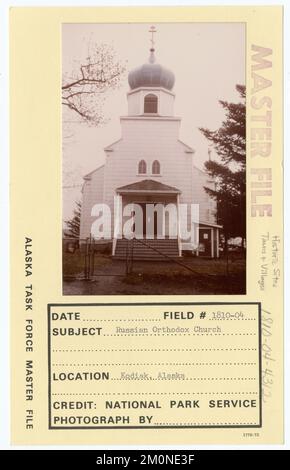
[144,94,158,114]
[138,159,147,174]
[152,160,161,175]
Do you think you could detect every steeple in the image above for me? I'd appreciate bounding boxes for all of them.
[128,26,175,91]
[126,28,176,117]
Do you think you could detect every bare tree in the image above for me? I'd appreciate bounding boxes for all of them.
[62,42,126,126]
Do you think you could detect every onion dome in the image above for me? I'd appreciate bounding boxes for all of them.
[128,48,175,91]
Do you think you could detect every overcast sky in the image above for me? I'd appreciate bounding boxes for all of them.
[62,22,245,221]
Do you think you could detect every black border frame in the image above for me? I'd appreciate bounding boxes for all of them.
[47,302,262,430]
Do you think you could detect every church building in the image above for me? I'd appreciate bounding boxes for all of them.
[79,33,221,259]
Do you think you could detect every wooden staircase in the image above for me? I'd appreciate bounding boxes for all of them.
[114,238,180,260]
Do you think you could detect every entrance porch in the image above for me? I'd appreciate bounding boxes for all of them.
[113,179,182,258]
[112,179,221,259]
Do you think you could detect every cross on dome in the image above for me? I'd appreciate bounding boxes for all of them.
[148,26,157,64]
[128,27,175,91]
[149,25,157,50]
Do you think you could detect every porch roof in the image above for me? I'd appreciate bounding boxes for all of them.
[199,220,223,229]
[116,179,181,194]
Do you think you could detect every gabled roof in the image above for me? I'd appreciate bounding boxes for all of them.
[193,164,207,176]
[116,179,181,194]
[83,164,104,179]
[178,139,195,153]
[104,138,122,151]
[199,220,223,229]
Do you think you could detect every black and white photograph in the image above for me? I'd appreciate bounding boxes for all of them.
[62,23,246,295]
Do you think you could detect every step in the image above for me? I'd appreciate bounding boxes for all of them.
[116,239,178,243]
[127,250,178,253]
[115,254,179,259]
[115,252,180,260]
[113,255,180,263]
[115,247,179,252]
[115,246,179,250]
[116,243,178,248]
[114,238,179,260]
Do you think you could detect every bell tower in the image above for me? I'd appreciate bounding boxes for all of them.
[126,26,176,117]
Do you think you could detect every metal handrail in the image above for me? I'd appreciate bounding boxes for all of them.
[132,237,215,277]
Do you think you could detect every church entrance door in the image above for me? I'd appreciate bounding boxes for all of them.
[133,202,160,238]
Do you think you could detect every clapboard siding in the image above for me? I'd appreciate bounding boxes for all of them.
[80,166,105,239]
[80,118,217,240]
[103,118,193,212]
[192,166,217,225]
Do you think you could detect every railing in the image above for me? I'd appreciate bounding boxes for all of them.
[84,236,95,279]
[112,236,117,256]
[63,236,219,281]
[132,238,206,276]
[63,236,135,280]
[125,238,134,274]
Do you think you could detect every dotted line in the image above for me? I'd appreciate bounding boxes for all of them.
[51,392,259,396]
[111,377,257,381]
[80,318,256,322]
[52,348,258,353]
[51,362,257,367]
[82,319,161,322]
[208,318,256,321]
[154,422,257,426]
[103,333,257,337]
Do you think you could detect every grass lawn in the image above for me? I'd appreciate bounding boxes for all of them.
[63,251,246,295]
[63,250,112,277]
[138,257,245,277]
[126,257,246,294]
